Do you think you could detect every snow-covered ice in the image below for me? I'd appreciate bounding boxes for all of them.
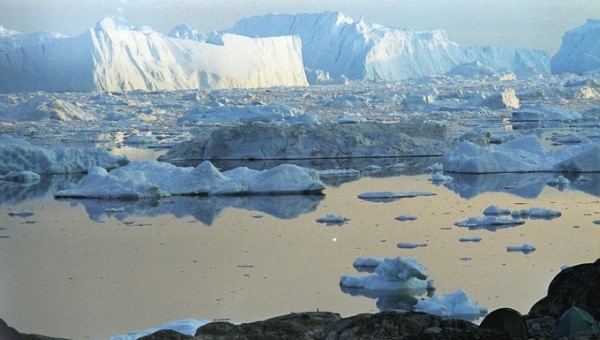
[459,236,482,242]
[8,209,34,217]
[510,208,561,220]
[482,205,511,216]
[54,161,325,199]
[397,242,428,249]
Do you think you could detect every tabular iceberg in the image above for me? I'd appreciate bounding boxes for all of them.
[0,18,308,93]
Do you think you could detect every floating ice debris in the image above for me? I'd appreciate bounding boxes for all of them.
[316,214,350,225]
[459,236,482,242]
[506,243,536,254]
[123,135,159,145]
[426,163,444,172]
[55,161,325,199]
[415,289,487,320]
[317,169,360,177]
[546,176,570,186]
[397,242,428,249]
[511,104,582,122]
[8,209,34,217]
[554,134,587,144]
[482,205,511,215]
[352,257,385,268]
[511,208,561,220]
[358,191,436,201]
[459,256,472,261]
[395,215,417,221]
[428,173,453,182]
[560,264,570,271]
[389,163,407,169]
[110,318,211,340]
[593,220,600,225]
[455,216,525,230]
[364,165,382,172]
[340,256,434,293]
[0,170,40,183]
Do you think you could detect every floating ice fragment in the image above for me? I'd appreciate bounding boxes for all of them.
[110,318,211,340]
[506,243,536,254]
[316,214,350,225]
[459,256,472,261]
[397,242,428,249]
[455,216,525,230]
[546,176,570,186]
[426,163,444,172]
[317,169,360,177]
[415,289,487,321]
[459,236,482,242]
[358,191,436,202]
[395,215,417,221]
[8,209,34,217]
[0,170,40,183]
[428,173,453,182]
[511,208,561,220]
[364,165,382,172]
[482,205,511,215]
[593,220,600,225]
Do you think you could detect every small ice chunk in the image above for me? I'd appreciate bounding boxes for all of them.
[428,173,453,182]
[397,242,428,249]
[593,220,600,225]
[482,205,511,215]
[395,215,417,221]
[455,216,525,229]
[426,163,443,172]
[358,191,436,199]
[511,208,561,220]
[8,209,34,217]
[352,257,384,268]
[317,169,360,177]
[459,236,482,242]
[546,175,570,186]
[459,256,472,261]
[316,214,349,225]
[364,165,382,172]
[506,243,536,253]
[110,318,211,339]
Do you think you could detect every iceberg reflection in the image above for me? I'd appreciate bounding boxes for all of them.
[58,194,324,225]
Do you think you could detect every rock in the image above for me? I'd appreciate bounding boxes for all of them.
[192,311,510,339]
[528,258,600,320]
[138,329,196,340]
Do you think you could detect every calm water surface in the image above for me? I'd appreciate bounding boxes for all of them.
[1,168,599,339]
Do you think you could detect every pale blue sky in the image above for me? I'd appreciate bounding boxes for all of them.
[1,0,599,53]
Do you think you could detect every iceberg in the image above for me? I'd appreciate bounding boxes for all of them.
[551,19,600,75]
[0,135,128,174]
[226,11,550,81]
[0,18,307,93]
[415,289,487,321]
[54,161,325,199]
[443,135,600,174]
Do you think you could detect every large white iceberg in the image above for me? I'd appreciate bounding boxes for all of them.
[0,135,128,174]
[226,11,550,81]
[551,19,600,75]
[54,161,325,199]
[415,289,487,320]
[0,18,308,93]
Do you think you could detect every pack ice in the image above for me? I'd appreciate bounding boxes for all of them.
[0,18,307,93]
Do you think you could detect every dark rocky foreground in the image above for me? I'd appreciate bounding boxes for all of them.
[2,258,599,339]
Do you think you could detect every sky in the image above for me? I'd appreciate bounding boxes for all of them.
[1,0,599,53]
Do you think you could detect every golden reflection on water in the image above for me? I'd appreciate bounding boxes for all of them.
[0,175,599,339]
